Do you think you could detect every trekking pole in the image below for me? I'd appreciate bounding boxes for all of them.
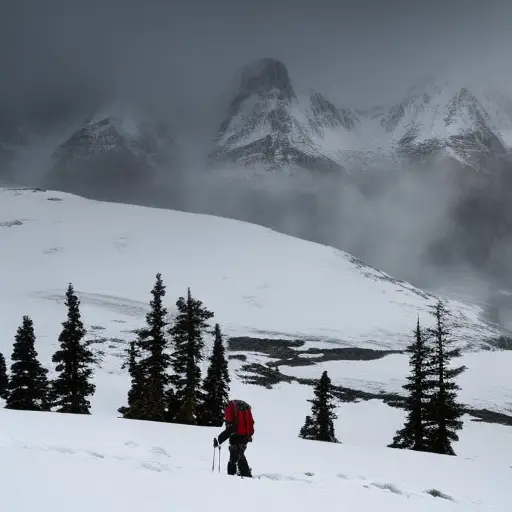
[212,445,216,472]
[218,445,221,473]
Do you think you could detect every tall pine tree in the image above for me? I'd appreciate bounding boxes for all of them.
[122,274,171,422]
[6,316,49,411]
[389,316,432,451]
[169,288,214,424]
[52,283,96,414]
[198,323,230,426]
[299,371,338,443]
[118,340,145,418]
[0,352,9,400]
[425,300,466,455]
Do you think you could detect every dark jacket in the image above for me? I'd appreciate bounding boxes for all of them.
[217,422,251,446]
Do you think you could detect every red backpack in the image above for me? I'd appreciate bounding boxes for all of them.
[225,400,254,437]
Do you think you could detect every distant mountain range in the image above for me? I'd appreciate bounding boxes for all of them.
[2,57,511,190]
[211,59,512,174]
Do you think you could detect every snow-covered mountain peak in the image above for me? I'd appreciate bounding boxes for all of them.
[88,100,145,140]
[308,90,359,132]
[239,58,296,101]
[40,99,175,201]
[376,75,509,167]
[210,59,356,172]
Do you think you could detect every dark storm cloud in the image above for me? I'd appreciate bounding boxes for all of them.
[2,0,512,115]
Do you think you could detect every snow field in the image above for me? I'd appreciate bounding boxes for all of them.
[1,407,511,512]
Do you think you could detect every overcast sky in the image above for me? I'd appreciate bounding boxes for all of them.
[2,0,512,117]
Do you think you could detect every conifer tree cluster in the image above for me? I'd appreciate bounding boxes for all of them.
[389,300,466,455]
[119,274,230,426]
[299,370,338,443]
[0,283,96,415]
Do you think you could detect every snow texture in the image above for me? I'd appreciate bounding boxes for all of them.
[0,187,512,510]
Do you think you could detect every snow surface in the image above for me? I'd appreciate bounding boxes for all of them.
[1,395,512,511]
[0,187,506,415]
[0,187,497,348]
[1,187,512,510]
[281,351,512,414]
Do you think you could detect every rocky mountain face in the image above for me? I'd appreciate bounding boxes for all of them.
[378,81,508,170]
[210,58,353,174]
[41,101,175,202]
[211,63,512,175]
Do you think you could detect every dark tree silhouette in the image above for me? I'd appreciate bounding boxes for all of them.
[389,317,432,451]
[300,371,338,443]
[169,288,214,424]
[52,283,96,414]
[118,340,144,418]
[0,352,9,400]
[198,323,230,426]
[298,415,316,440]
[5,316,49,411]
[425,300,466,455]
[121,274,171,422]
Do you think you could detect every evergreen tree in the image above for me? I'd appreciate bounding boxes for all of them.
[298,415,316,440]
[425,300,466,455]
[169,288,214,424]
[300,371,338,443]
[52,283,96,414]
[123,274,171,422]
[389,317,432,451]
[6,316,49,411]
[198,323,230,426]
[0,352,9,400]
[118,340,145,418]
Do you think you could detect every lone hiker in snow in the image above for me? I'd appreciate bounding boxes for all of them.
[213,399,254,477]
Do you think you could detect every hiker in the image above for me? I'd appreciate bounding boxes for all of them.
[213,399,254,477]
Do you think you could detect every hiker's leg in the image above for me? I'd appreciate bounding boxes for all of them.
[237,444,252,477]
[227,445,238,475]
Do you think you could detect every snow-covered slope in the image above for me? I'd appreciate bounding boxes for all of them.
[0,187,496,348]
[41,100,175,200]
[481,88,512,148]
[1,187,512,510]
[1,406,512,512]
[1,186,510,416]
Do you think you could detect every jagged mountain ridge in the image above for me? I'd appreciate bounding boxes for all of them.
[210,58,357,173]
[41,101,175,201]
[211,60,512,173]
[377,79,508,169]
[2,57,511,194]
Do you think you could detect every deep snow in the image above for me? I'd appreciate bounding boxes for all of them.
[1,187,512,511]
[1,405,512,512]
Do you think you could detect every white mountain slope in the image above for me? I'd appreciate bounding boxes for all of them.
[1,186,510,413]
[0,187,496,348]
[1,187,512,510]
